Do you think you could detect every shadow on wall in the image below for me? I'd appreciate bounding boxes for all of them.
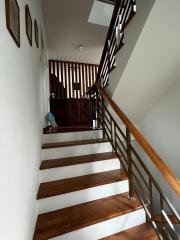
[107,0,156,96]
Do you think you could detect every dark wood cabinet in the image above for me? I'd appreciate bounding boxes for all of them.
[50,98,91,127]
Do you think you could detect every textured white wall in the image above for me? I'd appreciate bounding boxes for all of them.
[0,0,48,239]
[139,79,180,209]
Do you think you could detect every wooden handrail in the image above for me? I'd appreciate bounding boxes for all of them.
[95,83,180,196]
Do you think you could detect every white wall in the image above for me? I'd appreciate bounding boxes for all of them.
[139,79,180,209]
[107,0,156,96]
[0,0,48,239]
[108,0,180,123]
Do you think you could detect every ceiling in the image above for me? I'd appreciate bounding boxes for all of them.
[42,0,113,64]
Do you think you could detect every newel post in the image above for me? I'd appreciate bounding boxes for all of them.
[126,127,135,199]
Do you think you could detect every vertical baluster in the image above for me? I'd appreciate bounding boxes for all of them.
[64,62,67,99]
[88,65,91,89]
[56,61,60,98]
[67,62,71,98]
[96,90,99,128]
[60,62,64,98]
[114,124,117,153]
[132,0,136,13]
[101,97,106,139]
[110,116,113,144]
[85,65,88,93]
[49,60,52,97]
[79,64,82,98]
[82,64,85,97]
[74,63,78,99]
[52,60,55,98]
[55,61,58,98]
[89,94,92,127]
[71,63,75,98]
[95,65,98,81]
[149,178,154,220]
[160,195,166,236]
[107,41,110,73]
[126,127,135,199]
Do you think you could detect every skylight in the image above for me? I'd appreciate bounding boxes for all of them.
[88,0,114,27]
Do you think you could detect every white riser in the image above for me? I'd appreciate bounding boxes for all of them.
[41,142,112,160]
[50,208,146,240]
[40,159,120,183]
[38,180,128,214]
[43,130,103,144]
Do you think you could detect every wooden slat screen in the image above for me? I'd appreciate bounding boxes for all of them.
[49,60,99,99]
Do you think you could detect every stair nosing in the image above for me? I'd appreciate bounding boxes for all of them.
[37,169,127,200]
[43,127,103,134]
[42,138,109,149]
[40,152,118,170]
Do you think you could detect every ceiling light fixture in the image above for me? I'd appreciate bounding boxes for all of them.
[78,45,84,51]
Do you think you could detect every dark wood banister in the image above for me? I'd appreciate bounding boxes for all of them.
[95,82,180,196]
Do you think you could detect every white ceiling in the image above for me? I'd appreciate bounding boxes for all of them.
[42,0,113,64]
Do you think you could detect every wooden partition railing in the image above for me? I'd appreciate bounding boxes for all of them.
[88,84,180,240]
[49,60,99,99]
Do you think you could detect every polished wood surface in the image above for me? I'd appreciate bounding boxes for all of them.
[43,126,102,134]
[42,138,109,149]
[37,169,127,199]
[95,83,180,196]
[100,223,158,240]
[40,152,117,170]
[34,193,142,240]
[50,98,92,127]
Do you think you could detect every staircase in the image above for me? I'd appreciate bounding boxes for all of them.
[33,128,158,239]
[34,1,180,239]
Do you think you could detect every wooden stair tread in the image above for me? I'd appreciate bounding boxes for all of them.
[100,223,158,239]
[40,152,117,170]
[37,169,127,199]
[34,193,142,240]
[42,138,109,149]
[43,126,102,134]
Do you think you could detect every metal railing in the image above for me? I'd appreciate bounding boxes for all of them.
[88,84,180,240]
[95,0,136,88]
